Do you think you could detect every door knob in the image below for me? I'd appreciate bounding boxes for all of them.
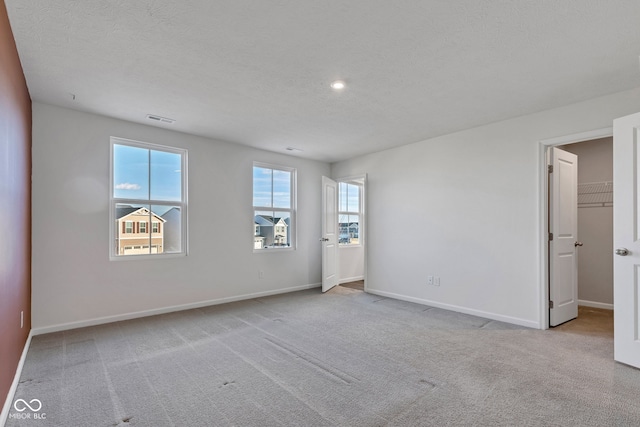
[319,238,329,242]
[615,248,630,256]
[574,242,583,247]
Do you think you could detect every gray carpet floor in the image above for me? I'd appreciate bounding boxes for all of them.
[6,287,640,426]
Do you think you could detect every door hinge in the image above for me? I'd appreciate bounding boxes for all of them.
[549,232,553,241]
[549,301,554,309]
[548,165,553,173]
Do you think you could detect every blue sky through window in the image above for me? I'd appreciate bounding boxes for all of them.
[113,144,182,203]
[339,182,360,212]
[253,166,291,208]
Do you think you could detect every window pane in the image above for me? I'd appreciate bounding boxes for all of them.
[273,169,291,208]
[348,214,360,244]
[113,144,149,199]
[153,205,181,254]
[150,150,182,201]
[339,213,360,245]
[254,210,273,249]
[115,203,152,255]
[254,210,291,249]
[253,167,273,207]
[347,184,360,212]
[275,211,291,247]
[339,182,348,211]
[339,214,349,244]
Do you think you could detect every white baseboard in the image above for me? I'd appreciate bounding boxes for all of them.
[32,283,321,336]
[1,330,33,427]
[339,276,364,285]
[578,299,613,310]
[366,289,540,329]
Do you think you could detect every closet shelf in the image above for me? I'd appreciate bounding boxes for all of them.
[578,181,612,207]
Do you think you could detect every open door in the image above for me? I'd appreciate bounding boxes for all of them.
[613,112,640,369]
[549,146,579,326]
[321,176,339,292]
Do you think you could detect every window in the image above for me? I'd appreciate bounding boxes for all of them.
[339,181,361,245]
[253,163,296,250]
[111,137,187,258]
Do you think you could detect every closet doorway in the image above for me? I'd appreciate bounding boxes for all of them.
[560,137,614,312]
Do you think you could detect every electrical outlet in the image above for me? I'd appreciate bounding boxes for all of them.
[427,275,434,285]
[258,270,264,279]
[434,277,440,286]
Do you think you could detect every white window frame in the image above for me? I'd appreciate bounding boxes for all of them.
[110,137,188,260]
[253,162,296,252]
[338,180,363,246]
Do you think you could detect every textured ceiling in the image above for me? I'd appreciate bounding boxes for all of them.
[5,1,640,162]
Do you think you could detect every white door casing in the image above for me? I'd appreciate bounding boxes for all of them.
[613,112,640,369]
[549,147,579,327]
[321,176,339,292]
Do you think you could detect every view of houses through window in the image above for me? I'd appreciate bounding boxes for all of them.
[339,181,361,245]
[111,138,186,257]
[115,204,182,255]
[253,164,295,249]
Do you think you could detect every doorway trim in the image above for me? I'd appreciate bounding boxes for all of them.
[538,127,612,329]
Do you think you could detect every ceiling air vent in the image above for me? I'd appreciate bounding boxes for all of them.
[146,114,175,124]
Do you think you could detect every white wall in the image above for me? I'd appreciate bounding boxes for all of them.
[339,245,364,283]
[32,103,330,330]
[331,88,640,328]
[562,138,613,307]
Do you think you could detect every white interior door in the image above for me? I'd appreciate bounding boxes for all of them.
[321,176,339,292]
[549,147,579,327]
[613,112,640,369]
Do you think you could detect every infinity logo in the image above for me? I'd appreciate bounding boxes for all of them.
[13,398,42,412]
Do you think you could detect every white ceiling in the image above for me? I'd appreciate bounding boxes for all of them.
[6,1,640,163]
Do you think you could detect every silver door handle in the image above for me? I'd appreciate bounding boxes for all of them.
[574,242,583,247]
[319,238,329,242]
[615,248,630,256]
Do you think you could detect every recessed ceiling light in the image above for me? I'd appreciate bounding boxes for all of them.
[330,80,346,90]
[146,114,175,124]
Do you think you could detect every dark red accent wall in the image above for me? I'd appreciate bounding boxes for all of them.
[0,0,31,405]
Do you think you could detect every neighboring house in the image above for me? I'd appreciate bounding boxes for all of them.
[161,207,181,253]
[116,206,166,255]
[254,215,289,248]
[339,222,359,244]
[254,222,265,249]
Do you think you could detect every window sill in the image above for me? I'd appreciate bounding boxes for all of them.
[110,252,187,261]
[253,247,296,254]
